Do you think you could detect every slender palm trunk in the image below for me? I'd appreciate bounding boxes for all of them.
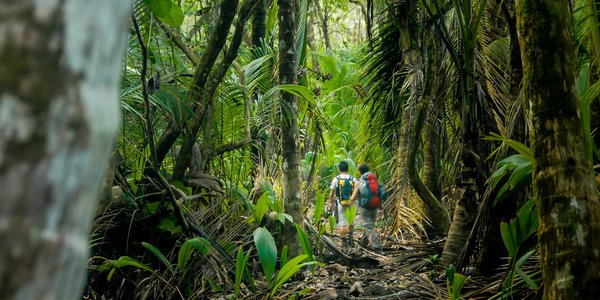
[477,2,525,275]
[313,0,331,51]
[424,104,442,201]
[250,0,267,188]
[516,0,600,297]
[408,102,451,237]
[0,1,131,298]
[278,0,303,257]
[252,0,266,47]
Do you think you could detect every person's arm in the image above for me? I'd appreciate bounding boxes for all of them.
[329,177,338,211]
[328,188,336,211]
[350,181,361,201]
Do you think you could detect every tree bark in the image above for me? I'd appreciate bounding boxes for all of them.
[424,104,442,200]
[278,0,303,257]
[252,0,266,47]
[0,1,131,299]
[516,0,600,297]
[408,102,451,237]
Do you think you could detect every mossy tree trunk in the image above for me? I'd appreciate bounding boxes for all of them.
[278,0,303,257]
[408,102,451,238]
[0,0,131,299]
[516,0,600,297]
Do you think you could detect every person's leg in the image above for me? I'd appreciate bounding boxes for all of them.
[359,208,381,251]
[336,203,349,239]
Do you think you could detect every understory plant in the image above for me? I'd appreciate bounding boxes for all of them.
[253,227,315,299]
[486,136,540,298]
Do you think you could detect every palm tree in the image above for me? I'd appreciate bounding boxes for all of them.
[516,0,600,296]
[278,0,303,257]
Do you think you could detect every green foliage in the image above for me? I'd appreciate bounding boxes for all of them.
[484,133,533,161]
[295,0,309,68]
[268,255,309,299]
[234,247,253,299]
[344,205,357,226]
[500,200,538,257]
[252,227,315,299]
[296,224,316,266]
[576,65,600,161]
[485,134,533,206]
[446,264,469,300]
[313,190,326,225]
[487,154,532,206]
[500,200,540,293]
[422,254,439,266]
[253,191,271,224]
[328,215,336,234]
[253,227,278,283]
[144,0,184,26]
[97,256,154,281]
[142,242,175,274]
[177,237,212,271]
[280,245,289,267]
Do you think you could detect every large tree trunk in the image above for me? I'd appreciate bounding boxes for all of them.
[516,0,600,297]
[278,0,303,257]
[0,1,131,299]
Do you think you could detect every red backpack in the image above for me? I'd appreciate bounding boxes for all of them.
[359,172,385,208]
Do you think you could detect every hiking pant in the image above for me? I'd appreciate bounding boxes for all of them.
[357,207,381,251]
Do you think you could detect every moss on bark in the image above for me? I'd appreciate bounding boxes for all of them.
[517,0,600,297]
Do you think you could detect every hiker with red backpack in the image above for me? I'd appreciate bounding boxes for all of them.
[351,163,385,252]
[328,160,359,243]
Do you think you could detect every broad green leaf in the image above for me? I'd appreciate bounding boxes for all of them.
[487,164,509,190]
[253,227,277,282]
[516,267,539,290]
[313,190,326,224]
[484,133,533,160]
[451,273,468,300]
[100,256,154,281]
[269,255,309,298]
[142,242,174,273]
[492,154,532,206]
[253,192,270,224]
[296,224,314,262]
[344,206,357,226]
[157,214,183,234]
[517,200,538,239]
[101,256,154,272]
[264,84,316,106]
[144,0,184,27]
[274,212,293,225]
[446,264,456,286]
[516,249,536,268]
[178,237,211,271]
[295,0,309,67]
[500,222,516,257]
[328,215,336,234]
[235,247,252,299]
[280,245,289,267]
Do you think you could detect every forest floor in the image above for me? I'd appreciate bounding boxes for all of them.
[229,231,484,300]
